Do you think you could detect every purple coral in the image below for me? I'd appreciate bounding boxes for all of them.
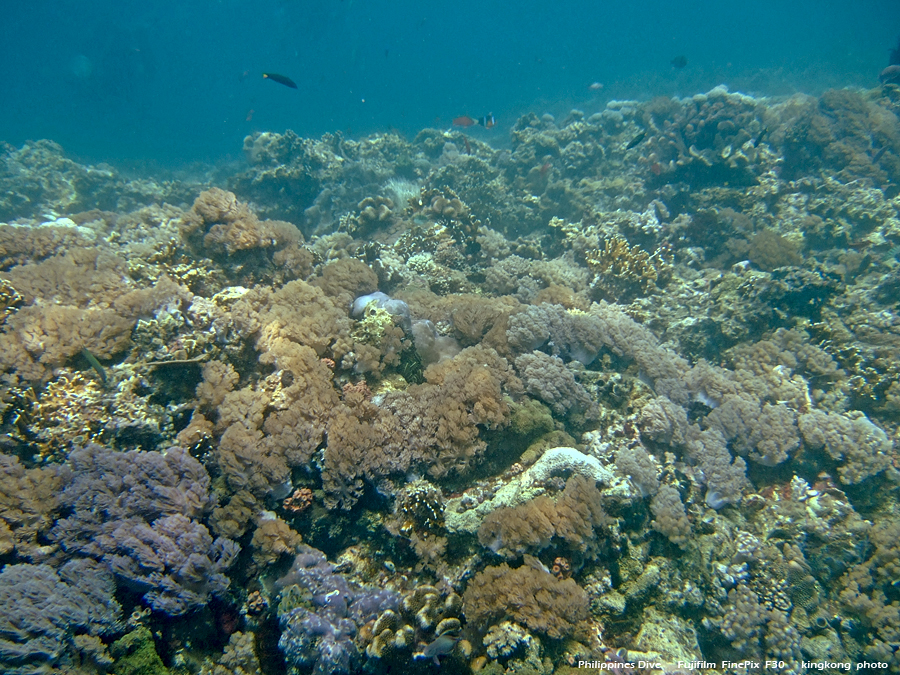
[0,559,122,674]
[105,513,238,615]
[50,444,238,615]
[276,545,399,674]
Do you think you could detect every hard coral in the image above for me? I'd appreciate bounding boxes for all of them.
[585,235,670,303]
[365,586,463,666]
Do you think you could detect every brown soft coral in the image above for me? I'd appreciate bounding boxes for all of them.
[448,294,521,350]
[250,515,302,567]
[113,275,193,320]
[196,360,239,413]
[214,342,338,497]
[319,346,519,508]
[181,188,302,256]
[207,338,339,531]
[650,484,692,548]
[322,404,404,510]
[839,520,900,652]
[477,475,608,557]
[0,453,61,560]
[232,279,351,358]
[478,496,556,556]
[0,305,132,381]
[388,345,518,477]
[2,247,128,307]
[311,258,378,308]
[462,556,591,640]
[0,224,87,269]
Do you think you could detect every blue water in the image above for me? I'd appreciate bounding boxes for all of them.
[2,0,898,166]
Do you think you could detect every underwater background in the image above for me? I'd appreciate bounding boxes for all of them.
[1,0,898,164]
[4,2,900,675]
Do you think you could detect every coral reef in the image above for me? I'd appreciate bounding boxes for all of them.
[3,81,900,675]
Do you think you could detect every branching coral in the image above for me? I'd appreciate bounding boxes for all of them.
[585,235,671,302]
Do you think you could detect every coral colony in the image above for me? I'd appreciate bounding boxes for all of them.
[2,82,900,675]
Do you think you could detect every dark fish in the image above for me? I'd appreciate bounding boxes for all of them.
[81,347,107,385]
[479,113,495,129]
[671,55,688,69]
[890,37,900,66]
[625,130,646,150]
[881,65,900,85]
[262,72,298,89]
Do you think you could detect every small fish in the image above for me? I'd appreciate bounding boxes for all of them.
[417,634,458,666]
[81,348,107,386]
[452,114,495,129]
[262,72,298,89]
[625,130,646,150]
[671,55,688,69]
[589,81,604,91]
[246,109,254,121]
